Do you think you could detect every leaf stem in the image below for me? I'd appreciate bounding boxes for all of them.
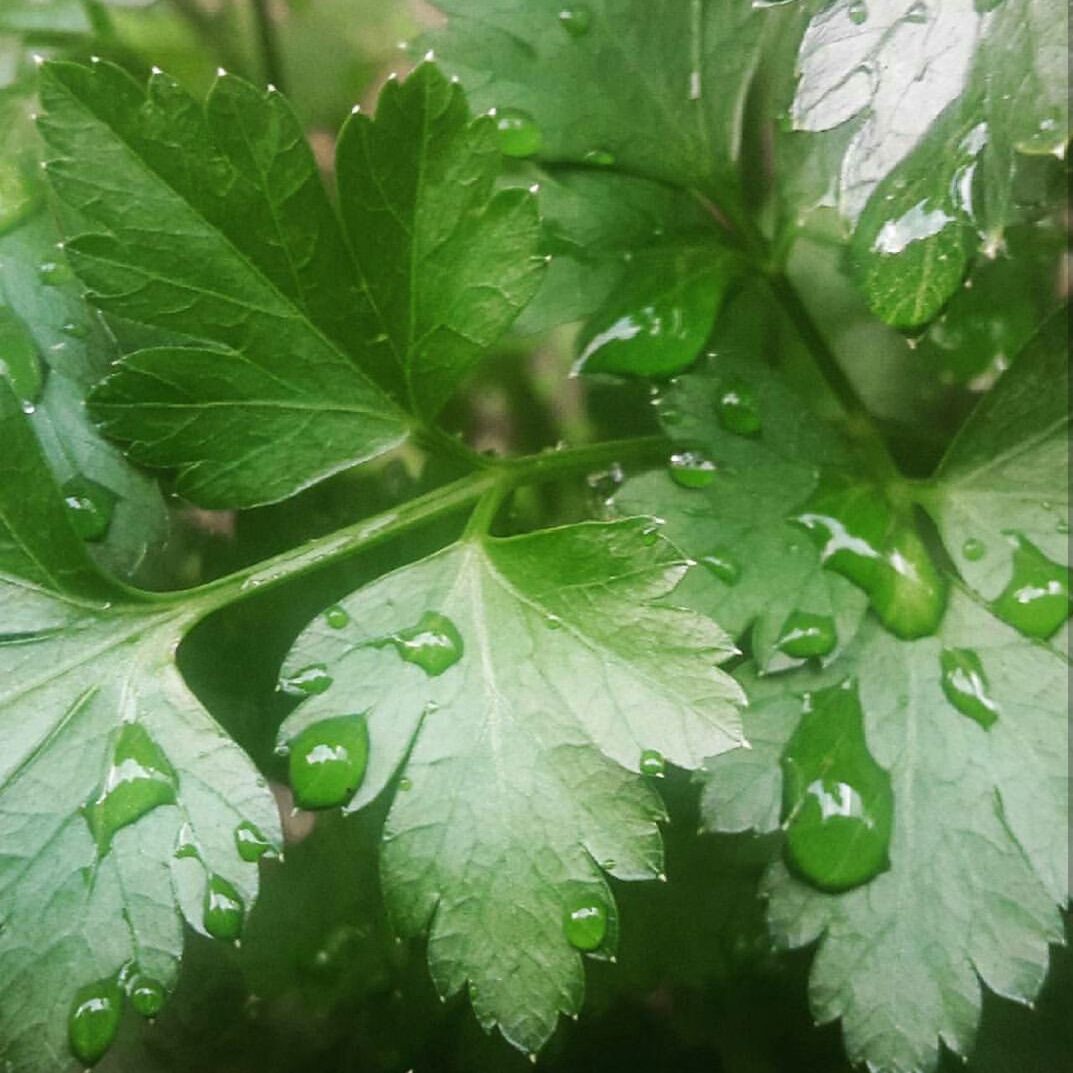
[249,0,285,92]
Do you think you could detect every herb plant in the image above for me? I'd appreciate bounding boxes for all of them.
[0,2,1068,1072]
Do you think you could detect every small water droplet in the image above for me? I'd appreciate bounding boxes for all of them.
[781,682,893,892]
[398,776,413,791]
[558,6,592,36]
[287,714,369,810]
[0,159,35,236]
[639,749,665,777]
[278,662,334,697]
[848,0,868,23]
[83,723,177,855]
[545,614,563,630]
[775,611,837,660]
[203,874,244,941]
[62,475,116,542]
[962,537,986,561]
[903,1,928,22]
[991,535,1070,639]
[699,551,740,585]
[583,148,615,167]
[234,820,273,862]
[377,611,464,676]
[37,260,72,287]
[669,451,717,489]
[61,321,89,339]
[174,822,200,860]
[68,978,123,1065]
[324,604,350,629]
[939,648,999,729]
[715,378,762,436]
[127,974,165,1018]
[563,896,609,951]
[494,108,543,158]
[640,521,663,545]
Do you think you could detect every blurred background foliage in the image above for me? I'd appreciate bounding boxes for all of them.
[0,2,1068,1070]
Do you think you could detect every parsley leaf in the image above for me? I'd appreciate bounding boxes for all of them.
[276,518,744,1052]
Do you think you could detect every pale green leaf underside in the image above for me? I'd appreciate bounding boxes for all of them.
[702,590,1068,1073]
[279,519,744,1052]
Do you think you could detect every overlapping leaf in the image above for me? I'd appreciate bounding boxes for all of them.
[276,518,744,1052]
[0,380,280,1072]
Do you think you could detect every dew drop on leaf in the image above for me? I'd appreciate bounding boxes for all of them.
[903,1,929,23]
[324,604,350,629]
[991,535,1071,639]
[583,148,616,167]
[83,723,178,855]
[62,475,116,543]
[780,681,893,892]
[939,647,999,729]
[379,611,464,676]
[962,537,986,561]
[68,978,123,1065]
[639,748,666,777]
[0,158,35,235]
[0,305,43,405]
[715,378,762,436]
[563,896,609,951]
[494,108,543,158]
[287,714,370,809]
[127,974,166,1018]
[203,874,245,941]
[37,260,73,287]
[668,451,717,489]
[557,6,592,37]
[61,320,89,339]
[234,820,273,862]
[775,611,837,659]
[699,551,741,585]
[848,0,868,23]
[278,662,334,697]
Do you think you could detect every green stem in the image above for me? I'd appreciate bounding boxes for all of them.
[250,0,285,91]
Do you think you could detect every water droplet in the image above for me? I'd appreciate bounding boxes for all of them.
[639,749,665,777]
[715,378,761,436]
[872,200,954,256]
[494,108,543,158]
[794,482,946,638]
[278,662,334,697]
[848,0,868,23]
[68,978,123,1065]
[61,321,89,339]
[939,648,999,729]
[903,1,928,22]
[974,0,1005,10]
[378,611,464,676]
[234,820,273,862]
[0,305,43,404]
[287,714,369,810]
[174,822,200,860]
[545,614,563,630]
[37,260,72,287]
[558,6,592,36]
[583,148,616,167]
[775,611,837,660]
[781,682,893,892]
[324,604,350,629]
[640,522,662,545]
[962,537,986,561]
[0,159,35,236]
[563,896,609,951]
[127,974,165,1018]
[83,723,177,855]
[669,451,717,489]
[203,874,244,941]
[62,475,116,542]
[398,776,413,791]
[699,551,741,585]
[1058,520,1070,535]
[991,535,1070,639]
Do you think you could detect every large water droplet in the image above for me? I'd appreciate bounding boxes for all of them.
[37,260,73,287]
[775,611,837,660]
[83,723,178,855]
[494,108,543,158]
[991,535,1070,639]
[639,749,666,777]
[780,681,893,892]
[69,978,123,1065]
[669,451,717,489]
[563,895,609,951]
[379,611,464,676]
[700,551,741,585]
[279,662,334,697]
[939,648,999,729]
[848,0,868,23]
[962,537,986,561]
[288,714,370,810]
[558,6,592,36]
[715,378,761,436]
[0,304,43,404]
[324,604,350,629]
[203,874,244,941]
[234,820,273,862]
[127,973,166,1018]
[794,482,946,638]
[62,475,116,543]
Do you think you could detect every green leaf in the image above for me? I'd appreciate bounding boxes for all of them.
[701,588,1068,1073]
[277,518,744,1053]
[923,311,1070,618]
[336,62,544,417]
[35,58,413,508]
[428,0,770,203]
[0,379,280,1072]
